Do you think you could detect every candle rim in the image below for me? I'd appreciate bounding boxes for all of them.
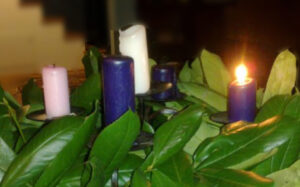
[119,24,145,37]
[231,77,254,86]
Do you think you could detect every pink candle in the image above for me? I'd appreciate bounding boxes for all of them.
[42,65,70,119]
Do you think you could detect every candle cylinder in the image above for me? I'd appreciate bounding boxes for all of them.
[228,78,256,122]
[119,24,150,94]
[102,56,135,125]
[152,65,175,100]
[42,65,70,119]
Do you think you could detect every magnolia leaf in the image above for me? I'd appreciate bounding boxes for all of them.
[262,50,296,104]
[200,49,231,96]
[0,137,15,182]
[178,82,227,111]
[153,105,204,166]
[149,58,157,71]
[70,73,101,112]
[132,169,149,187]
[85,110,140,186]
[267,159,300,187]
[194,116,300,171]
[256,88,264,108]
[184,116,220,155]
[190,58,204,84]
[82,47,102,77]
[21,79,43,105]
[179,61,192,82]
[196,168,273,187]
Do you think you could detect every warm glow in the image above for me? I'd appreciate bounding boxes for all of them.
[235,64,248,84]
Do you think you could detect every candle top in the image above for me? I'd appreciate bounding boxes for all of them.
[104,56,133,65]
[119,24,145,37]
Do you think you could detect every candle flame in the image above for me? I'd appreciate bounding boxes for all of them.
[235,64,248,84]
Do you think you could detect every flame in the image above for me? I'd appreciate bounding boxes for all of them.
[235,64,248,84]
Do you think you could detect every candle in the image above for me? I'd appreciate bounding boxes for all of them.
[102,56,135,125]
[228,64,256,122]
[119,24,150,94]
[152,65,176,100]
[42,65,70,119]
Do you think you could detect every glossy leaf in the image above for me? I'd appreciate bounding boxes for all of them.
[184,116,220,155]
[262,50,296,104]
[256,88,264,108]
[85,110,140,186]
[149,58,157,71]
[153,105,204,166]
[1,103,100,187]
[70,73,101,112]
[156,151,194,186]
[152,170,179,187]
[194,116,300,171]
[255,95,291,123]
[267,159,300,187]
[21,79,43,105]
[196,168,274,187]
[190,57,204,84]
[35,104,100,187]
[82,47,102,77]
[179,61,192,82]
[178,82,227,111]
[200,49,231,96]
[131,169,149,187]
[0,137,15,182]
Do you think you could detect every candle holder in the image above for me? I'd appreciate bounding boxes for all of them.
[209,111,229,125]
[26,107,86,122]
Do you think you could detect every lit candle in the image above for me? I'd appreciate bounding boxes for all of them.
[42,65,70,119]
[119,24,150,94]
[152,65,176,100]
[228,64,256,122]
[102,56,135,125]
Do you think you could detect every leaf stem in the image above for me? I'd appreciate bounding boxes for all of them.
[3,98,26,143]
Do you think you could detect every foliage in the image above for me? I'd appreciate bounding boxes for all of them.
[0,48,299,187]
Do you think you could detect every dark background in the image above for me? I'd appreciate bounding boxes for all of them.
[22,0,300,85]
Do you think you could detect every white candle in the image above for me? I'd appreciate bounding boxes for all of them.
[119,24,150,94]
[42,65,70,119]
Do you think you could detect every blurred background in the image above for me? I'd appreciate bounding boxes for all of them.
[1,0,300,90]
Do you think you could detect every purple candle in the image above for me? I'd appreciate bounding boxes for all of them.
[102,56,135,125]
[228,64,256,123]
[152,65,175,100]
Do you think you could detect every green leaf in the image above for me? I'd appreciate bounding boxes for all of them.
[152,170,179,187]
[179,61,192,82]
[196,168,274,187]
[85,110,140,186]
[156,151,194,186]
[71,73,101,112]
[56,149,88,187]
[153,105,204,166]
[262,50,296,104]
[193,116,300,171]
[0,116,17,149]
[132,169,149,187]
[149,58,157,71]
[0,137,15,182]
[267,159,300,187]
[104,153,144,187]
[200,49,231,96]
[255,95,291,123]
[184,116,220,155]
[256,88,264,108]
[178,82,227,111]
[35,103,100,187]
[82,47,102,77]
[21,79,43,105]
[190,58,204,84]
[1,103,100,187]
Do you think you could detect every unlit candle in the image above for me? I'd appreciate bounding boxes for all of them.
[42,65,70,119]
